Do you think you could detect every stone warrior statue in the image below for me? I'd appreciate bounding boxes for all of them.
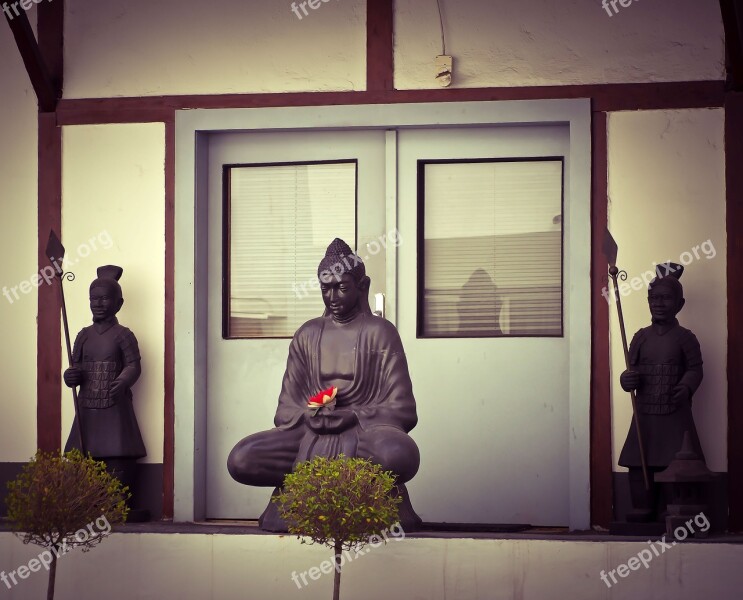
[63,265,148,520]
[618,263,704,522]
[228,238,421,531]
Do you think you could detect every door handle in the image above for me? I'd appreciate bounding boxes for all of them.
[373,292,385,318]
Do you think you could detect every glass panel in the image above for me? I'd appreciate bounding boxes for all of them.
[226,161,356,338]
[421,159,563,337]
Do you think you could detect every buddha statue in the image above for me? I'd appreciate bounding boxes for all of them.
[227,238,421,531]
[618,263,704,522]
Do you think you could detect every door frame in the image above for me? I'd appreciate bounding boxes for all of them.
[174,99,592,529]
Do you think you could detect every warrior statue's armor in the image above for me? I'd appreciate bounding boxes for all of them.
[64,267,146,460]
[631,325,703,417]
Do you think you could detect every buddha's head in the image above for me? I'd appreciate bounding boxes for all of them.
[317,238,371,321]
[89,265,124,322]
[647,262,684,324]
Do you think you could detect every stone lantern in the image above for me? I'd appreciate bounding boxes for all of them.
[655,431,714,539]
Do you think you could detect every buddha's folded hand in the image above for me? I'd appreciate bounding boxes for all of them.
[305,409,358,434]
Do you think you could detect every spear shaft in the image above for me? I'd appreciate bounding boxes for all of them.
[609,266,650,491]
[46,230,86,455]
[58,274,86,455]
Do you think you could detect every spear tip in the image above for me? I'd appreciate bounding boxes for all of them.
[603,228,619,268]
[45,230,66,275]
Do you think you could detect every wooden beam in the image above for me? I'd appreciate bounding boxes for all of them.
[37,0,64,94]
[54,81,726,126]
[590,110,613,528]
[35,0,63,452]
[163,117,176,520]
[367,0,394,91]
[726,92,743,531]
[4,7,58,111]
[37,112,62,452]
[721,0,743,91]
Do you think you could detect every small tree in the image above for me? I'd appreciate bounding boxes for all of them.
[5,450,130,600]
[274,455,401,600]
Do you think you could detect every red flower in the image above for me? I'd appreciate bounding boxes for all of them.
[308,387,338,407]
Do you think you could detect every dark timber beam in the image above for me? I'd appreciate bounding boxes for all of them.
[726,92,743,531]
[163,118,176,520]
[38,0,63,95]
[590,110,613,529]
[54,81,726,126]
[37,113,62,452]
[721,0,743,91]
[3,7,58,111]
[35,0,64,452]
[366,0,394,91]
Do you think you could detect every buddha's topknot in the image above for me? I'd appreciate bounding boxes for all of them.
[317,238,365,283]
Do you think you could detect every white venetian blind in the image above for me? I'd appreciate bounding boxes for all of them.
[227,162,356,338]
[422,159,563,337]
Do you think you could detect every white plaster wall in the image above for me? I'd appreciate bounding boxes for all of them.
[0,17,40,462]
[63,0,725,99]
[61,124,165,463]
[395,0,724,89]
[607,109,727,471]
[0,532,741,599]
[64,0,367,98]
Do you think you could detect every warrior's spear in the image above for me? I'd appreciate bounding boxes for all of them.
[603,229,650,491]
[45,230,86,455]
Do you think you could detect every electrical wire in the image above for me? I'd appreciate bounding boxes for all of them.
[435,0,447,55]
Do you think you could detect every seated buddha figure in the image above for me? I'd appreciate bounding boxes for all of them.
[227,238,421,530]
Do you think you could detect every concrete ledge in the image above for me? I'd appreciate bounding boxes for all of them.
[2,529,742,599]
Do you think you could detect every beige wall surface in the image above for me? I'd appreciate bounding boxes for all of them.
[395,0,724,89]
[61,124,165,464]
[1,531,741,599]
[62,0,724,99]
[64,0,367,98]
[0,18,39,462]
[607,109,727,471]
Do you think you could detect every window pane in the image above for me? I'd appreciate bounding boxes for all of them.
[420,159,563,337]
[226,161,356,338]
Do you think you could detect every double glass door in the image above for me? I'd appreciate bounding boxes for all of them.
[205,125,571,526]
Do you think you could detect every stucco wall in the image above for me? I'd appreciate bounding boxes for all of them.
[63,0,367,98]
[0,18,39,463]
[395,0,724,89]
[607,108,727,471]
[61,124,166,464]
[62,0,724,99]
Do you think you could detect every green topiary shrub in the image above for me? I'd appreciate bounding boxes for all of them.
[274,454,401,600]
[5,449,130,600]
